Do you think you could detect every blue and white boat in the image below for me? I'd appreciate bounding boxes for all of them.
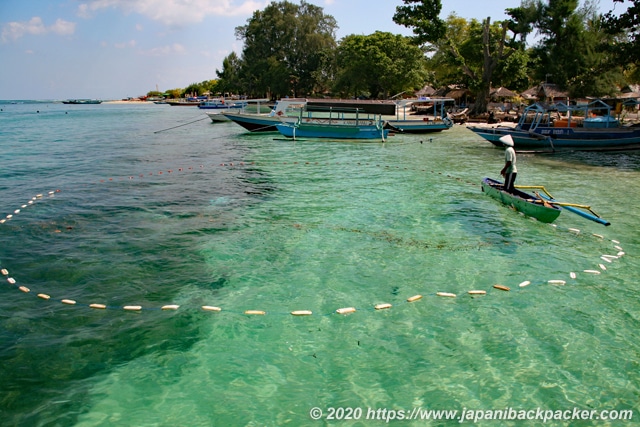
[275,100,395,141]
[467,99,640,152]
[276,120,389,140]
[198,98,247,110]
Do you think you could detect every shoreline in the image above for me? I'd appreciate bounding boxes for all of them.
[103,100,154,104]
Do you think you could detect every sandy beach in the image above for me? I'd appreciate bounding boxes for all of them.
[103,100,154,104]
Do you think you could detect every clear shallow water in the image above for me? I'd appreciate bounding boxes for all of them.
[0,101,638,426]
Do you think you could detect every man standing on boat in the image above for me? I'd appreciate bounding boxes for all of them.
[500,135,517,193]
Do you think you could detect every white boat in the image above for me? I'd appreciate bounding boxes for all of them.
[222,99,307,132]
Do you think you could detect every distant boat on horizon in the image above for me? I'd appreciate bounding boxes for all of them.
[62,99,102,105]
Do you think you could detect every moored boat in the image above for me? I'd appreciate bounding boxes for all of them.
[275,100,395,140]
[205,112,231,123]
[468,99,640,152]
[386,97,455,133]
[276,120,389,140]
[481,177,562,223]
[222,98,306,132]
[198,98,247,110]
[62,99,102,104]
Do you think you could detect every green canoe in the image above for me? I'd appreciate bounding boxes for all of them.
[481,177,562,223]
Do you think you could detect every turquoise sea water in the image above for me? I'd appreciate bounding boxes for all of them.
[0,101,638,426]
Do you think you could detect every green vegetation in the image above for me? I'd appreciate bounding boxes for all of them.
[155,0,640,114]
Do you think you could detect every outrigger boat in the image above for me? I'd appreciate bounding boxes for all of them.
[198,98,247,110]
[222,98,306,132]
[275,99,395,141]
[481,178,610,225]
[482,178,562,223]
[386,97,455,134]
[468,99,640,152]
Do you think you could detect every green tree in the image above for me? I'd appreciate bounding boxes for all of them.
[524,0,623,97]
[393,0,446,44]
[602,0,640,65]
[333,32,428,99]
[166,88,182,99]
[182,80,218,97]
[393,0,521,114]
[234,0,337,98]
[216,52,244,95]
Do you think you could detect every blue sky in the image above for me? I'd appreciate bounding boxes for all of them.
[0,0,621,100]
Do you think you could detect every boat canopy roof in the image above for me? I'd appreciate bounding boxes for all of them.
[305,99,397,115]
[524,99,613,115]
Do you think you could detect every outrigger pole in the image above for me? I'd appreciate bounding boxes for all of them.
[516,185,611,226]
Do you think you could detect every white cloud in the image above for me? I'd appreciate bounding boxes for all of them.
[50,19,76,36]
[140,42,186,56]
[115,39,137,48]
[76,0,268,27]
[1,17,76,43]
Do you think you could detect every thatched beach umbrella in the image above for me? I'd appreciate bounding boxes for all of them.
[490,87,518,99]
[416,85,436,97]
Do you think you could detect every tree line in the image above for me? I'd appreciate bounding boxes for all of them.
[165,0,640,115]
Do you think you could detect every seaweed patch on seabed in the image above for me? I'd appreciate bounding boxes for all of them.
[334,227,501,251]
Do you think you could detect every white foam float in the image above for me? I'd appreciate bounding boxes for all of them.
[436,292,456,298]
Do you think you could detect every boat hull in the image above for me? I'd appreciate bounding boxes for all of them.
[386,119,452,134]
[198,101,246,110]
[276,122,388,140]
[198,104,244,110]
[62,99,102,104]
[468,124,640,152]
[481,177,562,223]
[206,112,231,123]
[222,112,281,132]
